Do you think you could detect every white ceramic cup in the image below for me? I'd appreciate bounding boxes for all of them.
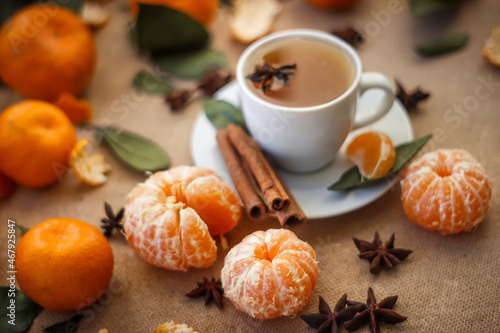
[236,29,395,173]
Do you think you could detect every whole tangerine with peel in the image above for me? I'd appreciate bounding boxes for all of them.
[0,100,77,188]
[345,131,396,179]
[123,165,241,271]
[129,0,219,26]
[221,228,318,319]
[16,218,114,312]
[302,0,360,11]
[0,5,96,101]
[401,149,491,234]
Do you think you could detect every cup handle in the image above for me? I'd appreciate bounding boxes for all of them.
[352,72,394,130]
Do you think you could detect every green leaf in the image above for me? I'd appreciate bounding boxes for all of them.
[132,70,175,94]
[415,33,469,57]
[96,127,170,172]
[59,0,84,14]
[135,4,209,54]
[409,0,460,17]
[0,287,43,333]
[42,314,83,333]
[204,99,249,133]
[15,224,29,235]
[154,48,227,80]
[328,134,432,191]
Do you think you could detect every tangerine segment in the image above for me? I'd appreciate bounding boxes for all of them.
[221,229,318,319]
[345,131,396,179]
[401,149,491,234]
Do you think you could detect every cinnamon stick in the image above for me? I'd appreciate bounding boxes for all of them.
[272,172,307,227]
[216,128,266,219]
[226,124,288,211]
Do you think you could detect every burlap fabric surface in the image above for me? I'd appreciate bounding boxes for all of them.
[1,0,499,332]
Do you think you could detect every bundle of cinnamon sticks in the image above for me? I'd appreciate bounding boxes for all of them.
[216,124,307,227]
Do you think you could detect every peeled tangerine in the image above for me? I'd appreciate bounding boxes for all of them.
[221,229,318,319]
[401,149,491,234]
[123,166,241,270]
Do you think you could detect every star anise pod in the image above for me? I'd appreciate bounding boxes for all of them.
[345,287,406,333]
[165,90,194,111]
[301,295,364,333]
[332,27,364,47]
[353,232,412,274]
[101,202,124,238]
[185,277,224,310]
[197,69,233,97]
[246,62,296,93]
[395,79,430,111]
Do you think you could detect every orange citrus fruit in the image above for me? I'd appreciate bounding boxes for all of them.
[123,165,241,271]
[70,139,111,186]
[0,100,77,188]
[345,131,396,179]
[302,0,360,11]
[401,149,491,234]
[221,228,318,319]
[0,5,97,101]
[16,218,114,312]
[54,92,93,125]
[0,172,16,198]
[129,0,219,26]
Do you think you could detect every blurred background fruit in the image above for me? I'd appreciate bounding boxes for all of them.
[16,218,114,312]
[0,100,77,188]
[0,5,96,101]
[0,171,16,198]
[129,0,219,26]
[302,0,360,11]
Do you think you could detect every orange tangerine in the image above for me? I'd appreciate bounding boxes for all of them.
[15,218,114,312]
[401,149,491,234]
[54,92,93,125]
[123,166,241,271]
[345,131,396,179]
[221,228,318,319]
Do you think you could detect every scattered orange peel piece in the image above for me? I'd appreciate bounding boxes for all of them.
[481,25,500,68]
[82,1,110,30]
[54,92,93,125]
[70,139,111,186]
[230,0,282,44]
[153,321,198,333]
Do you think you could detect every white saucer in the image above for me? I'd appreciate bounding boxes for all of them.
[190,82,414,219]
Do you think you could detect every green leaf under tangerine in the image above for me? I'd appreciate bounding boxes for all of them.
[95,127,170,172]
[135,4,209,54]
[328,134,432,191]
[0,287,43,333]
[42,314,83,333]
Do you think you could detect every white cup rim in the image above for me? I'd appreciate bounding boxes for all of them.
[236,29,363,113]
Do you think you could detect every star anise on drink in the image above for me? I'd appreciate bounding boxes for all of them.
[301,295,364,333]
[332,27,364,47]
[185,277,224,310]
[246,62,296,93]
[101,202,125,238]
[353,232,412,274]
[395,79,430,111]
[345,287,407,333]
